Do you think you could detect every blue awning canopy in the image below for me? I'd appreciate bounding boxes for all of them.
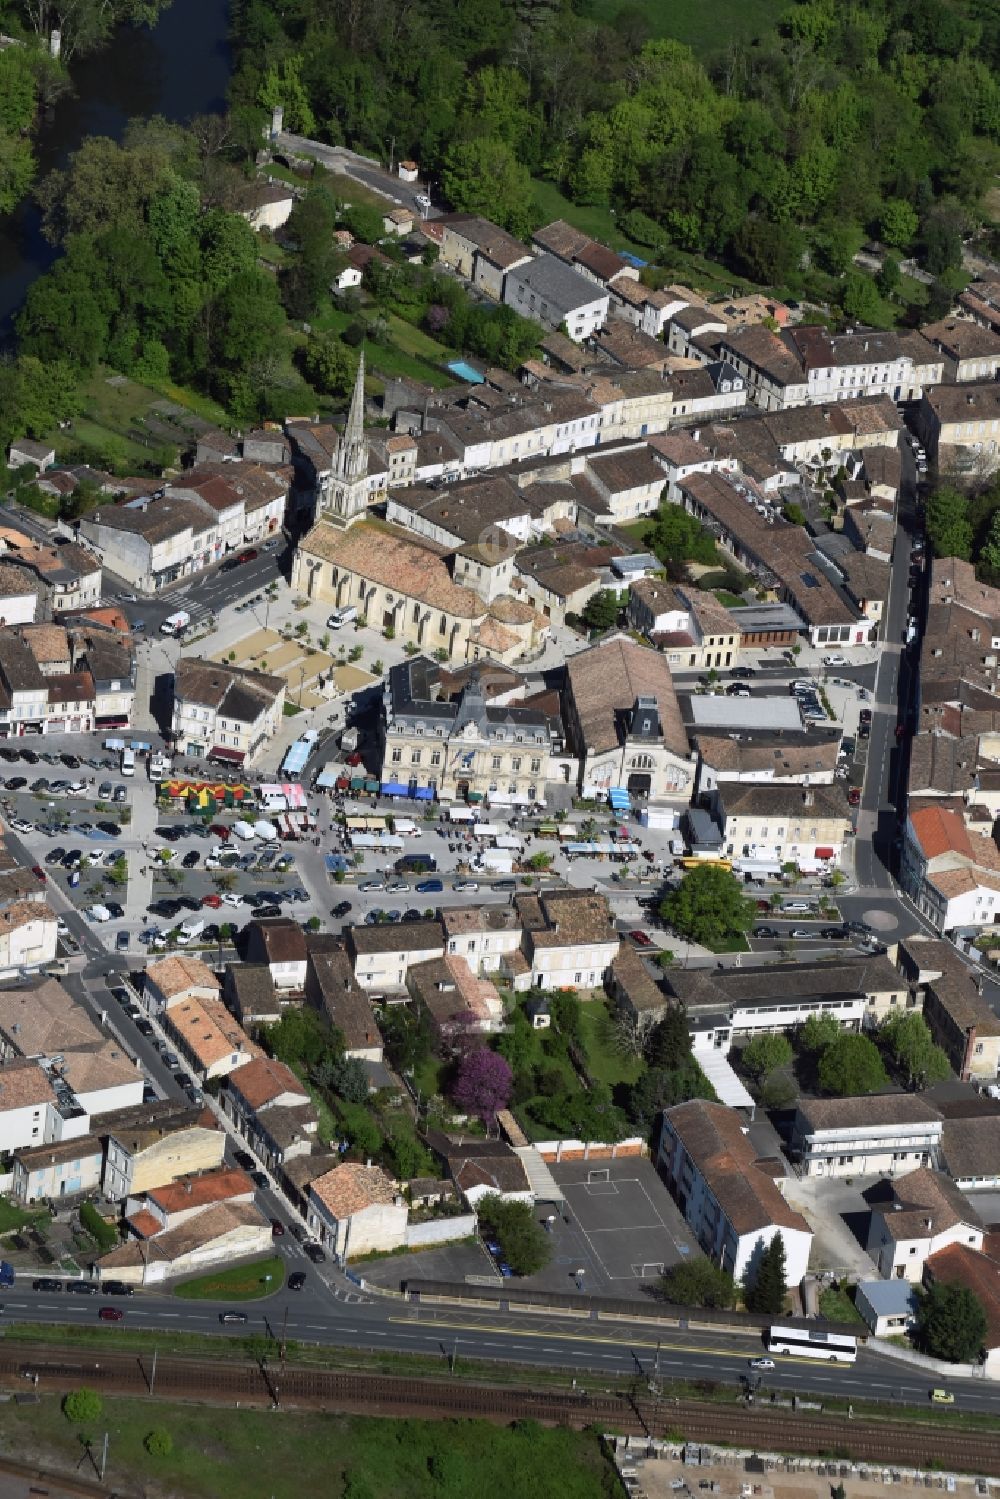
[316,770,339,788]
[380,781,410,796]
[412,786,434,800]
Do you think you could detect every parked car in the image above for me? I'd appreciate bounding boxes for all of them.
[415,878,444,893]
[820,926,847,939]
[250,1171,269,1189]
[67,1281,98,1295]
[182,850,200,868]
[202,893,222,908]
[32,1277,62,1292]
[304,1242,327,1263]
[848,786,862,806]
[359,879,385,893]
[629,930,652,947]
[753,926,779,939]
[233,1150,255,1170]
[331,900,352,919]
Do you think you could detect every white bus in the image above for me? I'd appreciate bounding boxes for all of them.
[766,1325,857,1364]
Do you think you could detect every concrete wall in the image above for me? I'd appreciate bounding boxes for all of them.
[535,1137,646,1162]
[404,1213,477,1248]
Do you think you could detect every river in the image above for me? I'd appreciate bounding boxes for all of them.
[0,0,232,337]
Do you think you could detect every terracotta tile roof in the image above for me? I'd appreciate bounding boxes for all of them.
[566,633,688,757]
[867,1167,982,1241]
[166,996,259,1071]
[310,1161,398,1219]
[516,888,618,950]
[100,1201,269,1269]
[0,977,99,1056]
[925,1242,1000,1351]
[0,899,57,936]
[149,1166,253,1214]
[298,520,487,619]
[126,1209,162,1239]
[59,1041,139,1095]
[146,955,220,1001]
[226,1056,308,1111]
[247,917,307,964]
[0,1058,57,1110]
[796,1094,942,1132]
[666,1099,810,1236]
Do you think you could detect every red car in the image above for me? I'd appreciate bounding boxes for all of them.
[347,752,363,767]
[202,893,222,909]
[270,1219,285,1237]
[237,548,258,564]
[32,865,46,883]
[848,787,862,806]
[629,930,652,947]
[209,824,230,841]
[98,1306,123,1322]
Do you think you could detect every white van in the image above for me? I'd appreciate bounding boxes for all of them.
[327,606,358,629]
[121,748,135,777]
[176,918,205,946]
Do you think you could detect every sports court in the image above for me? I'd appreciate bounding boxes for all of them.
[545,1156,699,1294]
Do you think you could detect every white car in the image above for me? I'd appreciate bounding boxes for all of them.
[823,654,848,667]
[9,818,33,834]
[749,1357,775,1371]
[88,904,112,923]
[221,893,243,908]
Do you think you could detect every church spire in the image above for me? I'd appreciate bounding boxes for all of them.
[334,348,367,486]
[344,347,366,449]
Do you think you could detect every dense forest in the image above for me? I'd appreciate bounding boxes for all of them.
[230,0,1000,290]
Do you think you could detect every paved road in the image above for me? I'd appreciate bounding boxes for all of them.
[4,1278,1000,1413]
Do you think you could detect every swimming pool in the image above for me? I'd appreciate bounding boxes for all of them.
[447,359,485,383]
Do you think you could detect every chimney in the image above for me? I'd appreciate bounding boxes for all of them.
[802,787,814,807]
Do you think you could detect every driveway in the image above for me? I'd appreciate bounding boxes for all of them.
[779,1173,878,1278]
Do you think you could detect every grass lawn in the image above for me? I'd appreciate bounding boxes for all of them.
[530,178,646,258]
[702,933,750,954]
[173,1255,285,1301]
[577,999,644,1088]
[0,1395,614,1499]
[582,0,787,54]
[305,1082,337,1146]
[819,1285,865,1325]
[0,1197,45,1234]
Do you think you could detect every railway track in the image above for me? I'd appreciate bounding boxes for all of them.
[2,1347,998,1476]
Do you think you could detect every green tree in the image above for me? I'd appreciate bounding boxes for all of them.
[0,134,35,217]
[916,1281,987,1363]
[646,1007,691,1070]
[301,334,357,398]
[581,589,621,632]
[799,1011,840,1056]
[660,866,755,949]
[841,271,881,323]
[978,509,1000,578]
[926,486,973,560]
[746,1234,787,1314]
[877,254,901,299]
[880,198,919,249]
[625,1058,715,1131]
[144,1428,173,1457]
[661,1258,736,1309]
[879,1011,950,1089]
[817,1032,888,1096]
[476,1194,551,1276]
[257,56,316,135]
[441,135,537,237]
[36,136,169,246]
[742,1033,793,1082]
[63,1389,102,1423]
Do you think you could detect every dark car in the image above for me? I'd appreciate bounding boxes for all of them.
[21,749,38,765]
[845,918,875,935]
[401,908,423,922]
[219,1311,248,1324]
[149,899,182,918]
[96,821,121,837]
[492,879,516,892]
[243,891,265,907]
[176,896,201,913]
[5,776,26,791]
[105,901,125,919]
[67,1281,98,1295]
[753,926,779,939]
[729,666,756,679]
[136,1018,153,1037]
[858,723,871,739]
[271,1219,285,1237]
[98,1306,124,1322]
[182,850,200,869]
[848,786,862,806]
[256,904,282,918]
[304,1242,327,1263]
[61,754,81,769]
[250,1170,269,1189]
[116,931,130,952]
[62,849,83,869]
[233,1150,255,1170]
[415,878,443,893]
[45,847,66,866]
[32,1277,62,1292]
[859,708,873,724]
[821,926,847,939]
[30,777,48,792]
[288,1271,307,1291]
[331,900,352,919]
[203,924,220,942]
